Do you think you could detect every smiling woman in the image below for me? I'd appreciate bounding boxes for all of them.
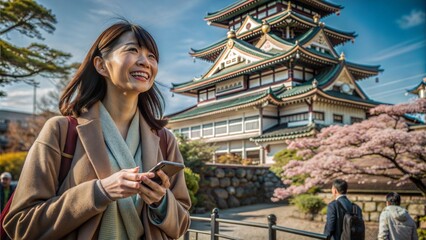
[3,20,191,240]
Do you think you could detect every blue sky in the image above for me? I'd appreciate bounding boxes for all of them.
[1,0,425,114]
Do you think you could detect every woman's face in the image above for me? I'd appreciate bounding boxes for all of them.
[99,31,158,96]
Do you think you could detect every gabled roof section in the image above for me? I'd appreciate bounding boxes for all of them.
[235,15,263,36]
[169,86,283,122]
[255,33,294,53]
[407,77,426,95]
[237,9,355,46]
[298,27,338,57]
[275,64,382,106]
[321,64,367,99]
[205,0,342,28]
[202,38,273,79]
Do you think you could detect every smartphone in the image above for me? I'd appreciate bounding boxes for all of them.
[145,160,185,185]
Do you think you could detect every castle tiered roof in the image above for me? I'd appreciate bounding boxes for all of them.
[191,9,355,62]
[205,0,342,28]
[170,64,384,122]
[174,39,381,96]
[169,0,384,142]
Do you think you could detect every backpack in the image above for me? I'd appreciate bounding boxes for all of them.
[337,200,365,240]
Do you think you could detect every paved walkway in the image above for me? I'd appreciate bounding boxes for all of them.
[183,203,379,240]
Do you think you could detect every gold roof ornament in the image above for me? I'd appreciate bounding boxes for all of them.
[313,14,320,24]
[339,52,345,61]
[227,29,235,48]
[227,29,236,39]
[287,1,292,11]
[312,79,318,88]
[261,20,270,34]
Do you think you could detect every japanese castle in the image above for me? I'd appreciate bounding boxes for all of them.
[167,0,382,165]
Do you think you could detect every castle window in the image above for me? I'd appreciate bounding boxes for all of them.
[191,126,201,138]
[245,116,259,131]
[181,128,189,138]
[198,87,216,102]
[314,112,325,121]
[333,114,343,123]
[215,121,227,135]
[199,91,207,102]
[258,11,266,19]
[202,123,213,137]
[281,112,309,123]
[229,118,243,133]
[350,117,363,124]
[267,7,277,16]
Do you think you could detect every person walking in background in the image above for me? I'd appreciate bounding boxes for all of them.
[4,20,191,239]
[324,179,363,240]
[378,192,418,240]
[0,172,15,212]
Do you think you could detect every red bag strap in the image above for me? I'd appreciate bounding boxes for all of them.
[0,192,14,239]
[58,116,78,185]
[156,128,168,160]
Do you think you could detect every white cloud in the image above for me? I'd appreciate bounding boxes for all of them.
[367,39,426,62]
[396,9,425,29]
[0,87,53,113]
[82,0,203,29]
[365,73,426,89]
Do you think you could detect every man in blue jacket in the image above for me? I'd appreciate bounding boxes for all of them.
[324,179,360,240]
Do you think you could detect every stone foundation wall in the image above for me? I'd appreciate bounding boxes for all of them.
[196,164,284,211]
[308,193,426,222]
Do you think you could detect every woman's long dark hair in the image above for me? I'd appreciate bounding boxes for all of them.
[59,20,167,129]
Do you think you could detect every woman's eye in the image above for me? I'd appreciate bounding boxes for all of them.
[128,48,138,52]
[148,53,156,60]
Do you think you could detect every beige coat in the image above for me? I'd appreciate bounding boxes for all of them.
[4,102,191,239]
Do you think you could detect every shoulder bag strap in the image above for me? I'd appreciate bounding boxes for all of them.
[58,116,78,184]
[156,128,168,160]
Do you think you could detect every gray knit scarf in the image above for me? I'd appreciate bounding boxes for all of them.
[99,103,144,240]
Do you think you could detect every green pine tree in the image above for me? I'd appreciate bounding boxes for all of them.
[0,0,72,96]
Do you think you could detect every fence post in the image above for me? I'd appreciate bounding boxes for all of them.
[211,208,219,240]
[183,231,189,240]
[268,214,277,240]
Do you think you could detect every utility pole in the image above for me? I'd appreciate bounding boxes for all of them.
[32,81,40,116]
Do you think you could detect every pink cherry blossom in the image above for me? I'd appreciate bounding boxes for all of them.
[273,99,426,201]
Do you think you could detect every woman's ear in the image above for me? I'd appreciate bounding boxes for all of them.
[93,56,109,77]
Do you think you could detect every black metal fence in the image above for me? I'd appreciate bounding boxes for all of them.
[184,208,330,240]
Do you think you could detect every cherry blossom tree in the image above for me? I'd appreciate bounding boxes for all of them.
[273,98,426,200]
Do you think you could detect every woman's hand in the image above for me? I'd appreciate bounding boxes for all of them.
[139,170,170,205]
[100,167,154,201]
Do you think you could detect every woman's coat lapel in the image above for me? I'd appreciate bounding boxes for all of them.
[75,102,162,178]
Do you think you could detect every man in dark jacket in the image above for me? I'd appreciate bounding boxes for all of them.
[324,179,361,240]
[0,172,15,212]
